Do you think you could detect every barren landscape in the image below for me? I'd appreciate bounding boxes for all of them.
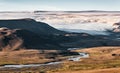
[0,0,120,73]
[0,11,120,73]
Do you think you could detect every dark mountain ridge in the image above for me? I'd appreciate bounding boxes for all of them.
[34,10,120,13]
[0,18,65,35]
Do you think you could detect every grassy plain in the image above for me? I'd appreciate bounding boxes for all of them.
[0,47,120,73]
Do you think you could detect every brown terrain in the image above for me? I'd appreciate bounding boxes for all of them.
[57,68,120,73]
[53,47,120,73]
[0,47,119,73]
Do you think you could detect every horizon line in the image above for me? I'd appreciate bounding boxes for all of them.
[1,10,120,12]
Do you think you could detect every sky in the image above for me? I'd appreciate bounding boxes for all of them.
[0,0,120,11]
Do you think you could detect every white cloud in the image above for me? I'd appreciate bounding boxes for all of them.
[39,5,63,11]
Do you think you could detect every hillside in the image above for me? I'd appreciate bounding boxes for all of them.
[0,18,68,50]
[0,18,65,35]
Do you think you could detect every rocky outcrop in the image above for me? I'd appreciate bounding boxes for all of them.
[0,28,23,51]
[113,22,120,32]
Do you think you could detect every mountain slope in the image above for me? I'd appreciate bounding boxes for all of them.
[0,18,65,35]
[0,19,67,51]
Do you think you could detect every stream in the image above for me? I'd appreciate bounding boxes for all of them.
[0,62,61,68]
[0,48,89,68]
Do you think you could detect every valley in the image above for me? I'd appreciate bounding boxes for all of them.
[0,11,120,73]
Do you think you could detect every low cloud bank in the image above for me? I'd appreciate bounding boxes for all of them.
[47,23,113,35]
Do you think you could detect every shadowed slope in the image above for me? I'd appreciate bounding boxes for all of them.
[0,19,67,50]
[0,18,65,35]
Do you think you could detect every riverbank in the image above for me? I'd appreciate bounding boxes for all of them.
[0,49,81,66]
[49,47,120,73]
[55,67,120,73]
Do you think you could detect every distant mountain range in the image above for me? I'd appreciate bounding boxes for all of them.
[1,10,120,13]
[34,10,120,13]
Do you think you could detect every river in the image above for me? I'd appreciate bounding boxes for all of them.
[0,48,89,68]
